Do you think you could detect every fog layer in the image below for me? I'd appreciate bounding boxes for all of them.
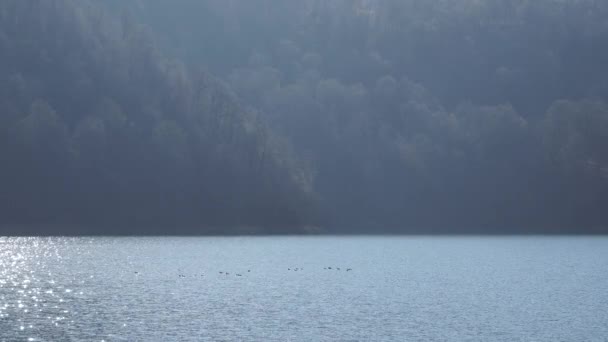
[1,0,607,234]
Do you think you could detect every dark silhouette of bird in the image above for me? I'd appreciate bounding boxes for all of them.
[328,267,332,270]
[248,270,251,272]
[236,274,242,277]
[346,268,352,271]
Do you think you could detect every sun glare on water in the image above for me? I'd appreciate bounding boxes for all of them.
[0,237,84,341]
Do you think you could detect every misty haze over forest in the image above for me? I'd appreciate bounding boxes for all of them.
[1,0,607,234]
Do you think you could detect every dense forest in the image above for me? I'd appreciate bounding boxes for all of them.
[1,0,608,234]
[0,0,317,234]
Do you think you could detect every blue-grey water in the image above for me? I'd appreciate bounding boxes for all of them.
[1,236,607,341]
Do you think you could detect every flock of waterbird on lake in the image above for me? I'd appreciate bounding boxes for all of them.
[137,267,353,278]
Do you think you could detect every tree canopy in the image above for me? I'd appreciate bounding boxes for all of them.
[0,0,318,234]
[1,0,607,234]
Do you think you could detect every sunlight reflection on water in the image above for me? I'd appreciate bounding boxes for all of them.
[0,238,77,341]
[0,236,608,341]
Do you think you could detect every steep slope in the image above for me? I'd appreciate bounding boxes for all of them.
[0,0,318,234]
[100,0,608,233]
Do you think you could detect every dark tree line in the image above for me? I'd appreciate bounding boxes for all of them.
[0,0,318,234]
[2,0,607,234]
[101,0,608,233]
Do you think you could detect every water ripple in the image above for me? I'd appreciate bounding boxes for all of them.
[1,236,607,341]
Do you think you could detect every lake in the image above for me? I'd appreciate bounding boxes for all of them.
[0,236,607,341]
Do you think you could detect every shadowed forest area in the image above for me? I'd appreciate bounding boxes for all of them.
[1,0,608,234]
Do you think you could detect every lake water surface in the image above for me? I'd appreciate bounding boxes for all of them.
[0,236,607,341]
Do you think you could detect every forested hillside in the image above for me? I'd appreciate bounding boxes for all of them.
[2,0,607,234]
[0,0,317,234]
[104,0,608,233]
